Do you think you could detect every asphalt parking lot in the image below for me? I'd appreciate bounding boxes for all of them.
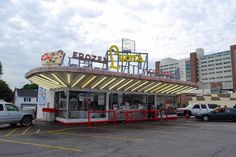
[0,119,236,157]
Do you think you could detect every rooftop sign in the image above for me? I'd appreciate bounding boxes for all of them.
[41,50,65,66]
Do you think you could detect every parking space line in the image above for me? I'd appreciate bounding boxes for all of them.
[0,138,81,152]
[5,128,18,137]
[51,131,143,142]
[7,127,75,137]
[22,126,32,135]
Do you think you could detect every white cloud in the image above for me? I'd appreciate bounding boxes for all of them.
[0,0,236,88]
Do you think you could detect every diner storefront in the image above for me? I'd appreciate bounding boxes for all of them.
[25,44,196,124]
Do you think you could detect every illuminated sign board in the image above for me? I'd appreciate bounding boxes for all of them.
[147,69,175,77]
[109,45,144,70]
[41,50,65,66]
[72,52,107,63]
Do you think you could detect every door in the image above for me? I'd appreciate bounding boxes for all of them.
[191,104,200,115]
[200,104,209,114]
[224,108,235,120]
[212,111,228,120]
[5,104,22,122]
[0,104,9,123]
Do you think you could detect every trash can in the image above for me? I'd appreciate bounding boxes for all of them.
[42,108,56,122]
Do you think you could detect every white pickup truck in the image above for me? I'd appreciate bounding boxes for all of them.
[0,100,36,127]
[177,104,218,116]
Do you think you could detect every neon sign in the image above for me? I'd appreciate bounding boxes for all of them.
[109,45,144,70]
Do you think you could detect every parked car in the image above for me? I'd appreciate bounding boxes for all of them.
[0,100,36,127]
[196,108,236,122]
[176,104,218,116]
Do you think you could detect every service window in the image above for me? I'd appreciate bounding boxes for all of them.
[5,104,18,111]
[0,104,3,111]
[201,104,207,109]
[192,104,200,109]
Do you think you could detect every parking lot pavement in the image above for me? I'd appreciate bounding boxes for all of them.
[1,119,236,157]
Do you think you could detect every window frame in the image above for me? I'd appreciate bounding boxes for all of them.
[192,104,200,109]
[5,104,19,111]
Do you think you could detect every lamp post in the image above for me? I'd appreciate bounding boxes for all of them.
[200,80,204,95]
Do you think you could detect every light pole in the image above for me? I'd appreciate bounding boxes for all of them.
[200,80,204,95]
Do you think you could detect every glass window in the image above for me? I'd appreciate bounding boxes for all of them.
[68,91,106,119]
[0,104,3,111]
[208,104,218,109]
[24,97,31,102]
[5,104,18,111]
[193,104,200,109]
[201,104,207,109]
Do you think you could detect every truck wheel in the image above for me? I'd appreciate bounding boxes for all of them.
[203,116,209,122]
[21,116,32,127]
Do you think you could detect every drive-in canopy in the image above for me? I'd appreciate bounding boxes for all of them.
[25,66,196,95]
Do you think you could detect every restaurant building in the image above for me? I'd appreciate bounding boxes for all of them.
[25,42,196,124]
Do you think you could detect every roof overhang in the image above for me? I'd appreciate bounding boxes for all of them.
[25,66,197,95]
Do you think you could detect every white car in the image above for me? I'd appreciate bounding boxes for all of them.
[177,104,218,116]
[0,100,36,127]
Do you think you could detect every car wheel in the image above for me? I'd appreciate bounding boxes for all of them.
[9,123,17,127]
[203,116,209,122]
[21,116,32,127]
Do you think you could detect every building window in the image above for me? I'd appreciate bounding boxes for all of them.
[216,67,223,70]
[224,70,231,73]
[208,60,214,63]
[24,97,31,102]
[208,68,215,71]
[215,59,222,61]
[223,61,230,64]
[224,76,232,78]
[216,63,222,65]
[208,64,215,67]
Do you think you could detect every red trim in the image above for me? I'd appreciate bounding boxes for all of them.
[42,108,57,113]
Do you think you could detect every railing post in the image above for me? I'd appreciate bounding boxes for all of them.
[113,110,116,127]
[125,111,128,125]
[88,111,91,128]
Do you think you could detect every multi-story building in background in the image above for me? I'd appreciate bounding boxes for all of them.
[156,44,236,93]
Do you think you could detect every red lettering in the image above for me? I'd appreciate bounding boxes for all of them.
[91,55,96,61]
[85,54,91,60]
[98,56,102,62]
[79,53,84,59]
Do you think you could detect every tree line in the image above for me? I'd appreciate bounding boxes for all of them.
[0,62,38,102]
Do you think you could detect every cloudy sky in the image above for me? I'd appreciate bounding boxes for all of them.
[1,0,236,89]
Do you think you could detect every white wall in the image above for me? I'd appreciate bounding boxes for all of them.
[37,89,55,119]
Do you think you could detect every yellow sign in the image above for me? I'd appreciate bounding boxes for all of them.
[109,45,144,70]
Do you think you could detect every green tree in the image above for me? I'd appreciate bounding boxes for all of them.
[0,79,13,102]
[22,83,38,89]
[0,62,3,77]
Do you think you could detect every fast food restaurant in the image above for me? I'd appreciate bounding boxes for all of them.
[25,43,196,124]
